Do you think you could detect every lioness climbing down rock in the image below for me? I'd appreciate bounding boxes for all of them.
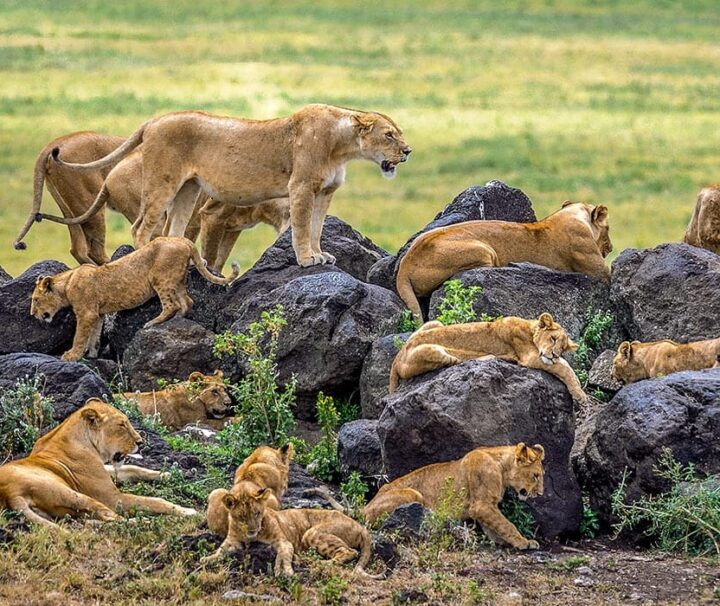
[121,370,233,430]
[684,185,720,255]
[396,201,612,320]
[612,337,720,384]
[390,313,587,403]
[363,443,545,550]
[203,480,377,578]
[46,104,410,267]
[30,237,239,361]
[0,399,197,527]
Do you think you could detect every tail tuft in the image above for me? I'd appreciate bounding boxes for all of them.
[34,213,43,223]
[14,241,27,250]
[51,147,60,161]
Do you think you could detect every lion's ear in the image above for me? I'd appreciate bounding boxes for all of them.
[213,370,224,380]
[566,338,579,352]
[188,371,204,382]
[280,442,295,464]
[561,200,573,208]
[351,114,376,134]
[38,276,54,293]
[223,494,236,509]
[82,408,102,427]
[618,341,632,359]
[253,487,270,501]
[532,444,545,461]
[538,313,554,328]
[515,442,530,465]
[591,205,609,224]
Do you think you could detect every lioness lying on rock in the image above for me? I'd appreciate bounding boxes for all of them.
[363,443,545,550]
[48,104,410,266]
[0,399,196,527]
[122,370,233,431]
[612,337,720,384]
[203,480,377,578]
[30,237,239,361]
[684,185,720,255]
[396,201,612,320]
[390,313,587,403]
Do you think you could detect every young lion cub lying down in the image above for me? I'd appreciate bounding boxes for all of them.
[0,399,196,526]
[30,236,239,361]
[122,370,233,431]
[612,337,720,384]
[390,313,587,403]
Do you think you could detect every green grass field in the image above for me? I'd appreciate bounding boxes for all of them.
[1,0,719,276]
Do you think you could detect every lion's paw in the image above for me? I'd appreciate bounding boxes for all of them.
[522,539,540,550]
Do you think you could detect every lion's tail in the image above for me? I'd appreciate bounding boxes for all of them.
[388,353,402,394]
[13,149,52,250]
[353,526,385,580]
[303,487,345,513]
[38,182,111,226]
[190,244,239,286]
[51,121,148,172]
[395,253,423,322]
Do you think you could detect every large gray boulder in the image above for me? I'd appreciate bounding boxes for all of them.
[0,261,76,356]
[0,353,110,422]
[428,263,614,342]
[610,243,720,342]
[573,368,720,522]
[122,318,219,391]
[377,359,581,539]
[359,333,410,419]
[338,419,384,480]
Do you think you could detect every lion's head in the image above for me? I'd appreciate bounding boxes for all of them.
[31,275,67,323]
[532,313,577,366]
[612,341,645,384]
[188,370,231,419]
[507,443,545,501]
[222,481,272,541]
[561,201,612,257]
[80,399,143,464]
[352,112,411,180]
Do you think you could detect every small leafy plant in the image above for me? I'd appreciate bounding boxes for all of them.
[0,375,55,459]
[573,308,615,386]
[397,308,421,332]
[435,279,483,325]
[580,492,601,538]
[303,392,341,483]
[339,471,369,519]
[499,492,537,540]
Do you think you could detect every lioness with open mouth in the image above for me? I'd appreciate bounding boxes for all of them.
[46,104,411,267]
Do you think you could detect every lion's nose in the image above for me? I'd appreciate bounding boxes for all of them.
[135,437,143,446]
[403,147,412,156]
[43,312,50,319]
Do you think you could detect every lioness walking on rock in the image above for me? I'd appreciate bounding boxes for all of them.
[30,237,239,361]
[46,104,411,267]
[396,201,612,320]
[390,313,587,403]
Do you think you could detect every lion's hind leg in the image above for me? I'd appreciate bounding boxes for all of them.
[364,487,426,525]
[144,287,180,328]
[403,343,462,377]
[302,524,357,564]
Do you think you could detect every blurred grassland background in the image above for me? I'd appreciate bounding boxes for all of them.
[1,0,719,276]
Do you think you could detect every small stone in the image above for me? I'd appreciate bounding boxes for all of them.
[222,590,277,602]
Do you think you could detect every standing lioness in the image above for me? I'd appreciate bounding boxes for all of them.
[396,201,612,320]
[48,104,411,267]
[30,237,239,361]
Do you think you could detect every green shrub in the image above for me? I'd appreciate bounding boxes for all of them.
[580,492,601,538]
[303,392,341,483]
[319,575,347,606]
[397,308,421,332]
[573,308,615,387]
[612,449,720,556]
[498,493,537,540]
[0,375,55,459]
[339,471,369,519]
[435,279,482,325]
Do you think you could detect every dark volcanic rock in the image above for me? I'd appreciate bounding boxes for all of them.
[429,263,615,342]
[377,359,581,539]
[366,255,397,292]
[338,419,384,479]
[360,333,410,419]
[136,425,204,472]
[110,244,135,261]
[0,266,11,283]
[0,261,76,355]
[284,463,338,509]
[574,368,720,522]
[0,353,110,422]
[122,318,218,391]
[380,503,429,539]
[610,243,720,342]
[587,349,622,393]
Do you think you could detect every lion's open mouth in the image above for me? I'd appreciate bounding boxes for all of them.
[112,452,125,463]
[380,160,397,180]
[208,409,228,419]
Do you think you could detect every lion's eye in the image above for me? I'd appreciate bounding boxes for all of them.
[385,132,394,140]
[551,336,557,342]
[534,474,539,481]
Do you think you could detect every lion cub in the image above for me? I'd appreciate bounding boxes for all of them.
[612,337,720,384]
[203,480,376,578]
[364,444,545,550]
[390,313,587,403]
[684,185,720,255]
[122,370,233,431]
[30,237,238,361]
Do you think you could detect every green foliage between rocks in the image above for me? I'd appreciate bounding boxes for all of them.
[0,375,55,460]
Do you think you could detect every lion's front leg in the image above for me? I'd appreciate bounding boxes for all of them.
[310,189,337,264]
[526,355,588,403]
[115,493,197,517]
[273,538,296,576]
[104,464,168,484]
[289,180,328,267]
[468,502,538,550]
[62,311,99,361]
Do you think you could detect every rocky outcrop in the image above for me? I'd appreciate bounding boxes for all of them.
[610,243,720,342]
[573,368,720,522]
[338,419,384,480]
[0,353,110,422]
[122,318,219,391]
[359,333,410,419]
[0,261,76,356]
[0,266,11,283]
[587,349,622,393]
[377,359,581,539]
[366,255,397,292]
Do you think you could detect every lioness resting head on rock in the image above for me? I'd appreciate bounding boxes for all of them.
[612,337,720,384]
[30,236,239,361]
[207,443,295,539]
[684,185,720,255]
[390,313,587,403]
[47,104,410,267]
[362,443,545,550]
[396,201,612,320]
[203,480,377,578]
[0,399,196,527]
[122,370,233,431]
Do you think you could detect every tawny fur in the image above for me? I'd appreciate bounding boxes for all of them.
[29,237,238,361]
[204,480,375,577]
[47,105,410,267]
[0,400,196,527]
[684,185,720,255]
[207,444,295,538]
[389,313,587,402]
[363,444,545,550]
[121,370,233,431]
[612,337,720,384]
[396,201,612,320]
